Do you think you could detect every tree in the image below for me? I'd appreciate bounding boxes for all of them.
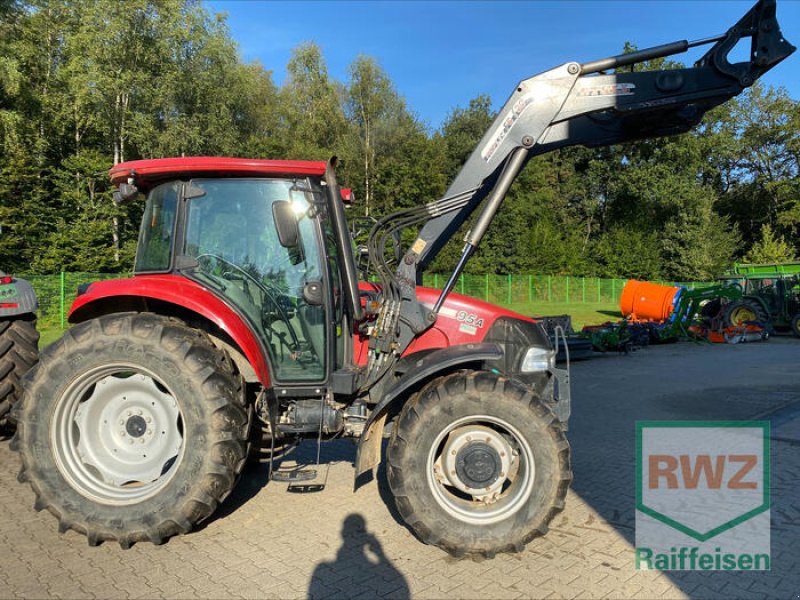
[281,42,346,160]
[744,224,795,264]
[344,55,403,216]
[713,84,800,249]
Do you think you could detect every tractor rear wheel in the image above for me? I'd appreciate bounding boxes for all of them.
[387,370,571,558]
[13,313,249,548]
[722,299,769,328]
[0,316,39,424]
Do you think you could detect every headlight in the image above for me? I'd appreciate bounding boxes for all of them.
[520,346,555,372]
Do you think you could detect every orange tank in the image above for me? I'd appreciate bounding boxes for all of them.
[619,280,681,322]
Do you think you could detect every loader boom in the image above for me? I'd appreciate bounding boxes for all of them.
[360,0,794,386]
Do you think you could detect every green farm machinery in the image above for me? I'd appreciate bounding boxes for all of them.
[620,262,800,343]
[718,262,800,336]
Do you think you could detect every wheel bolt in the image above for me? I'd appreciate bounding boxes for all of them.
[139,439,144,444]
[500,472,505,477]
[119,420,124,426]
[451,450,456,456]
[127,411,132,417]
[137,409,143,416]
[500,451,506,457]
[120,431,126,436]
[467,436,472,442]
[128,439,134,445]
[485,437,491,443]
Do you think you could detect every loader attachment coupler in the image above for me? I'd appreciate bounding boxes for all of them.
[362,0,794,382]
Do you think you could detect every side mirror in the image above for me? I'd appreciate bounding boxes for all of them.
[113,182,140,204]
[272,201,299,248]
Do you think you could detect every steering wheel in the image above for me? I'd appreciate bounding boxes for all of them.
[194,254,304,352]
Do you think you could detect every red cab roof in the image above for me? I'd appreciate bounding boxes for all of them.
[109,157,328,190]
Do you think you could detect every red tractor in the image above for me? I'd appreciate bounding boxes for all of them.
[13,1,793,556]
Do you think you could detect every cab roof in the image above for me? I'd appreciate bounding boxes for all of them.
[109,157,328,190]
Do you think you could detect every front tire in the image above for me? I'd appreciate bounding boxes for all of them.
[387,371,571,558]
[13,313,249,548]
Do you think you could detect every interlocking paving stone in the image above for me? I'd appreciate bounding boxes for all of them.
[1,338,798,598]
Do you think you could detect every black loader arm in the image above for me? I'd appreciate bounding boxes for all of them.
[361,0,793,390]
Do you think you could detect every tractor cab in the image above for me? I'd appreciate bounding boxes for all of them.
[102,158,360,393]
[136,176,332,383]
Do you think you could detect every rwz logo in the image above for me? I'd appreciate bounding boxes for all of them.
[635,421,770,571]
[648,453,758,490]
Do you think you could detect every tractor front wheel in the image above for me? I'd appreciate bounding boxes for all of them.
[13,313,249,548]
[387,371,571,558]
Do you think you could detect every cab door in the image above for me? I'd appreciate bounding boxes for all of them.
[181,178,329,383]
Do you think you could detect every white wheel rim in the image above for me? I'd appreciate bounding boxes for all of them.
[426,414,535,525]
[50,363,184,506]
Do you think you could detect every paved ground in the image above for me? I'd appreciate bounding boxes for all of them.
[1,337,798,599]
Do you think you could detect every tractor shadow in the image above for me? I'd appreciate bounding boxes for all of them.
[199,438,371,529]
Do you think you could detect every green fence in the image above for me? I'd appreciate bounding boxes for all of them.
[20,271,712,332]
[19,272,124,329]
[420,274,712,306]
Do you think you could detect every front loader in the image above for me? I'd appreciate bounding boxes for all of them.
[13,0,793,557]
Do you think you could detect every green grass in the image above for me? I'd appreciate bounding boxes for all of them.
[502,301,621,329]
[36,301,621,350]
[39,325,65,349]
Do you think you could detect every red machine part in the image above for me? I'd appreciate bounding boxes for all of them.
[109,157,328,191]
[619,279,681,322]
[354,283,537,365]
[69,275,272,387]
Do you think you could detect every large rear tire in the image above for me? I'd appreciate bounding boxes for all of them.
[387,371,571,558]
[12,313,249,548]
[722,299,769,328]
[0,316,39,423]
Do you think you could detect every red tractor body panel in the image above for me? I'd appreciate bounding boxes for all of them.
[70,275,272,387]
[354,283,536,365]
[110,157,328,190]
[73,276,533,384]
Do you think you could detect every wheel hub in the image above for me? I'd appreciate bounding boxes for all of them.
[436,424,514,502]
[125,415,147,438]
[456,444,501,488]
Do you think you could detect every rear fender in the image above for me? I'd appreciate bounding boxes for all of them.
[69,275,271,386]
[354,343,503,478]
[0,277,38,318]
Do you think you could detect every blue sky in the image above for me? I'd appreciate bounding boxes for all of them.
[205,1,800,130]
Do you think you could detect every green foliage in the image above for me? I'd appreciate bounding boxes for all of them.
[744,224,796,263]
[0,10,797,281]
[593,228,661,280]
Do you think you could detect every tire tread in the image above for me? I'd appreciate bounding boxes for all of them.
[13,313,247,548]
[386,370,571,559]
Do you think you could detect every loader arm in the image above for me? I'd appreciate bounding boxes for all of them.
[360,0,793,387]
